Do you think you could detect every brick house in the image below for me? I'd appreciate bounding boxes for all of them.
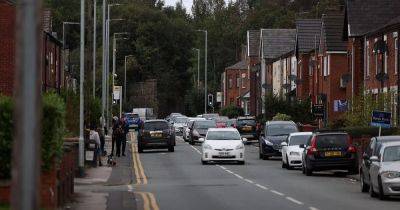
[343,0,400,103]
[221,60,250,113]
[295,19,321,101]
[317,13,348,124]
[364,16,400,125]
[0,0,15,96]
[271,51,297,100]
[246,30,261,116]
[260,29,296,112]
[0,1,63,96]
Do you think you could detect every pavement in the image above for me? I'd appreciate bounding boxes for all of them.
[67,132,400,210]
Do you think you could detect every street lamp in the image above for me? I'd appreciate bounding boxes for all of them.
[112,32,129,90]
[93,0,97,98]
[192,48,200,89]
[124,55,134,108]
[79,0,85,175]
[197,29,208,114]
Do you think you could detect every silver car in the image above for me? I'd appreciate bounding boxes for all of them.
[369,141,400,200]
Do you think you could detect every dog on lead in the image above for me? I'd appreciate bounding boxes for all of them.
[107,155,116,166]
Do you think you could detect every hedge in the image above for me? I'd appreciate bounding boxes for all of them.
[318,126,400,138]
[0,93,66,179]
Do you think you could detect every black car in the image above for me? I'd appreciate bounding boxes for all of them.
[360,136,400,192]
[259,121,298,160]
[237,117,258,140]
[138,120,175,153]
[301,132,358,176]
[189,120,217,145]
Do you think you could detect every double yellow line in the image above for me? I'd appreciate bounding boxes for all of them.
[136,192,160,210]
[131,133,148,184]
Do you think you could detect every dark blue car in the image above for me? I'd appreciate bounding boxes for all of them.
[125,113,141,130]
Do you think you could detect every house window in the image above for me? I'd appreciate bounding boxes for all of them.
[241,73,246,88]
[228,77,233,89]
[384,35,388,74]
[367,41,370,76]
[323,56,328,76]
[395,37,398,74]
[236,74,240,88]
[375,53,378,75]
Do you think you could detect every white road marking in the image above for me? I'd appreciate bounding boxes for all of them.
[255,184,269,190]
[225,170,234,174]
[286,197,304,205]
[244,179,254,184]
[219,166,226,170]
[309,207,319,210]
[234,174,244,179]
[270,190,285,196]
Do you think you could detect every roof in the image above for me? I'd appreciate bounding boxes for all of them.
[346,0,400,37]
[295,19,321,53]
[321,13,347,52]
[247,30,260,57]
[261,29,296,59]
[225,60,247,70]
[144,119,168,123]
[266,121,296,125]
[366,15,400,36]
[289,132,313,136]
[208,128,238,132]
[375,136,400,142]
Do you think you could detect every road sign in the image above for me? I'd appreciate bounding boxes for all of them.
[113,86,122,100]
[312,104,324,118]
[371,110,391,128]
[216,92,222,103]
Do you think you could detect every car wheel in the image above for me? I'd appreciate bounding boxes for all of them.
[238,161,245,165]
[360,172,369,193]
[281,161,286,168]
[378,176,387,200]
[262,155,269,160]
[168,146,175,152]
[369,180,377,198]
[302,164,306,174]
[189,139,195,145]
[286,157,293,170]
[138,146,143,153]
[305,161,312,176]
[201,160,208,165]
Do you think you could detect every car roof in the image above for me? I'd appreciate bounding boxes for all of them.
[145,119,168,123]
[290,132,313,136]
[208,128,238,132]
[237,116,255,120]
[314,132,348,136]
[266,121,296,125]
[381,141,400,148]
[375,136,400,142]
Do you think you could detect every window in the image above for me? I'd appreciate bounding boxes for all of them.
[395,37,398,74]
[236,74,240,88]
[323,56,328,76]
[367,41,370,76]
[241,73,246,88]
[228,77,233,89]
[375,53,378,75]
[384,35,388,74]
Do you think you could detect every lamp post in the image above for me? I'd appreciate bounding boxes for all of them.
[112,33,129,91]
[93,0,97,98]
[192,48,200,89]
[124,55,134,108]
[79,0,85,175]
[197,30,207,114]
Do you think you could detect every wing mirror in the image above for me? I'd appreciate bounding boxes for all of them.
[242,138,248,143]
[370,156,379,162]
[299,144,306,149]
[281,142,288,147]
[199,138,205,143]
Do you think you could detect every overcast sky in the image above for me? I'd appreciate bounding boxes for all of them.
[164,0,194,11]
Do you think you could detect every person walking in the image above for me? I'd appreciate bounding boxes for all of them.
[111,116,119,156]
[115,119,125,157]
[90,124,103,166]
[121,116,129,156]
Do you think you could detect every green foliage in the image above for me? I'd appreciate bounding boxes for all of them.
[264,94,314,123]
[61,89,79,136]
[88,97,101,128]
[184,88,204,116]
[272,113,292,121]
[42,93,66,171]
[0,96,13,179]
[220,105,244,118]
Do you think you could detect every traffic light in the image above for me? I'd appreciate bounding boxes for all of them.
[208,94,214,107]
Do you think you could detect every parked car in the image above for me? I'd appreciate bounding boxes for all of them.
[281,132,312,169]
[215,116,229,128]
[137,120,175,153]
[172,116,189,136]
[189,120,217,145]
[124,112,141,130]
[237,116,258,140]
[301,131,358,176]
[201,128,247,165]
[183,118,205,142]
[202,113,220,120]
[166,113,183,122]
[360,136,400,193]
[226,119,237,128]
[368,141,400,200]
[259,121,298,160]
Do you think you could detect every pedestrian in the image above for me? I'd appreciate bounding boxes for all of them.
[115,119,125,157]
[121,117,129,156]
[111,116,119,156]
[90,124,103,166]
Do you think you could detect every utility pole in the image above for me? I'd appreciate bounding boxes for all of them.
[124,55,134,108]
[197,30,208,113]
[79,0,85,175]
[101,0,106,134]
[93,0,97,98]
[193,48,200,89]
[12,0,42,209]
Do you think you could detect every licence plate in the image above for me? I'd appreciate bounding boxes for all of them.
[150,132,163,138]
[243,126,252,131]
[219,152,230,156]
[325,151,341,157]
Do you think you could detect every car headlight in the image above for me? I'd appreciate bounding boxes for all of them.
[381,171,400,179]
[264,139,273,146]
[203,144,212,150]
[235,144,244,150]
[289,151,300,156]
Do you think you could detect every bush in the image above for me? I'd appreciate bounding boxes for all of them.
[88,97,101,128]
[272,113,292,121]
[0,96,13,179]
[264,94,314,123]
[61,89,79,136]
[220,105,244,118]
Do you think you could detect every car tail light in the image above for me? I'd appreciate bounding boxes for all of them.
[307,136,318,156]
[347,146,357,153]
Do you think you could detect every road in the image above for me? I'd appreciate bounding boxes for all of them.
[130,132,400,210]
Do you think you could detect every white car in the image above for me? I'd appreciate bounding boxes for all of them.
[183,118,205,141]
[172,116,188,136]
[281,132,312,169]
[201,128,247,165]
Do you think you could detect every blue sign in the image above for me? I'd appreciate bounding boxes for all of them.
[371,110,391,128]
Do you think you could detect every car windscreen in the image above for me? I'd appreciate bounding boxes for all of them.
[174,117,188,123]
[195,121,217,129]
[266,124,297,136]
[126,113,139,119]
[144,122,169,130]
[383,146,400,162]
[207,131,241,140]
[237,119,256,126]
[203,114,219,119]
[316,134,348,149]
[226,120,236,125]
[289,135,311,146]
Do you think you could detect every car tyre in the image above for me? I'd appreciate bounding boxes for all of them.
[201,160,208,165]
[301,164,306,174]
[138,146,143,153]
[262,155,269,160]
[168,146,175,152]
[304,161,312,176]
[281,161,286,168]
[360,172,369,193]
[378,177,387,200]
[189,139,195,145]
[238,161,245,165]
[286,157,293,170]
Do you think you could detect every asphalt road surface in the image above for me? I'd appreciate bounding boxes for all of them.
[130,133,400,210]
